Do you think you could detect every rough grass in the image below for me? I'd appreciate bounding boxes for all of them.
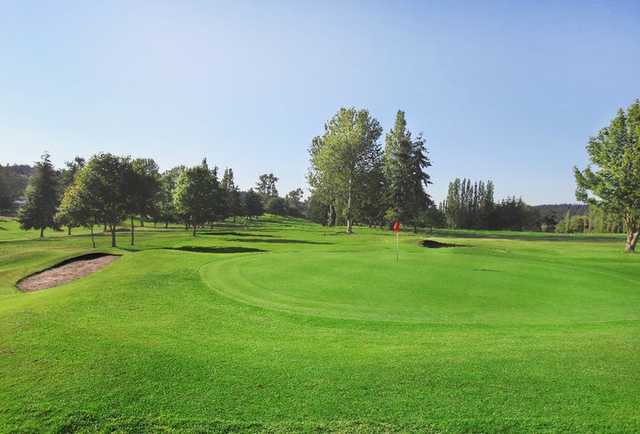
[0,217,638,433]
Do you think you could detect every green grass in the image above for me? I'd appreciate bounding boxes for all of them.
[0,217,638,433]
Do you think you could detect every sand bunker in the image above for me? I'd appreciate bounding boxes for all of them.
[421,239,466,248]
[17,253,119,292]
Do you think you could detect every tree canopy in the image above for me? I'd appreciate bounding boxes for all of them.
[575,99,640,252]
[308,107,383,233]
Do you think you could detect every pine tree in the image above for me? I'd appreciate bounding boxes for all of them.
[221,168,242,221]
[384,111,431,231]
[18,153,59,238]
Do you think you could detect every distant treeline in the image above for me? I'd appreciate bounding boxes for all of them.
[8,152,307,246]
[0,164,34,213]
[437,178,539,231]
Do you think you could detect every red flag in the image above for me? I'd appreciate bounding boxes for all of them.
[392,220,401,232]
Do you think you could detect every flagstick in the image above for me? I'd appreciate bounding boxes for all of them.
[395,230,399,262]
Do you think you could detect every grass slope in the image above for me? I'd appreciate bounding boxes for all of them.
[0,217,638,433]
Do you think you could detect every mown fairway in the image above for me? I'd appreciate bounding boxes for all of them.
[1,217,639,433]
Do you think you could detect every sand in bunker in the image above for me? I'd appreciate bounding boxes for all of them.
[17,254,119,292]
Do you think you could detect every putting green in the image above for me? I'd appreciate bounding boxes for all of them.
[201,246,640,325]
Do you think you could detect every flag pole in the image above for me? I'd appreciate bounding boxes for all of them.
[395,230,399,262]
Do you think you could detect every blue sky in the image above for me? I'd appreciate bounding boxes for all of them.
[1,0,639,204]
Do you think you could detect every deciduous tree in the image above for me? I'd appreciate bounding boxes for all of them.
[575,99,640,252]
[73,153,131,247]
[173,159,216,236]
[309,107,383,233]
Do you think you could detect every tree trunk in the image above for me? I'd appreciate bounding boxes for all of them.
[103,223,107,232]
[40,227,44,238]
[111,225,116,247]
[90,225,95,248]
[624,231,639,253]
[67,226,71,236]
[130,216,135,246]
[165,221,169,229]
[140,217,144,227]
[346,177,353,234]
[192,224,197,237]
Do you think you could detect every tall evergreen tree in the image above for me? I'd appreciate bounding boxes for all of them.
[18,153,59,238]
[383,111,431,231]
[221,168,242,220]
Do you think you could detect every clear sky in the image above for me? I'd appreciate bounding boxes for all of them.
[1,1,639,204]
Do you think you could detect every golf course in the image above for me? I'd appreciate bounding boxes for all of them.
[1,217,638,433]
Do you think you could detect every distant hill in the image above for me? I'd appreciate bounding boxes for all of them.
[533,204,588,220]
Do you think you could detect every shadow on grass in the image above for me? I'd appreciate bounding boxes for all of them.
[199,231,275,237]
[421,239,468,248]
[226,238,332,245]
[164,246,267,254]
[429,229,623,243]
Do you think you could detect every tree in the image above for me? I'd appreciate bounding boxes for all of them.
[0,168,13,213]
[173,159,216,236]
[221,168,242,221]
[266,196,288,216]
[127,158,160,245]
[0,164,34,214]
[308,135,338,226]
[244,189,264,219]
[157,167,183,228]
[58,157,86,191]
[18,153,59,238]
[255,173,279,199]
[57,156,86,234]
[285,188,305,217]
[308,107,383,233]
[575,100,640,252]
[356,144,387,227]
[305,192,330,224]
[73,153,132,247]
[443,178,496,229]
[57,183,97,248]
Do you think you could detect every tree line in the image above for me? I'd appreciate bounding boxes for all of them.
[17,152,305,247]
[0,164,33,213]
[8,98,640,252]
[438,178,540,231]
